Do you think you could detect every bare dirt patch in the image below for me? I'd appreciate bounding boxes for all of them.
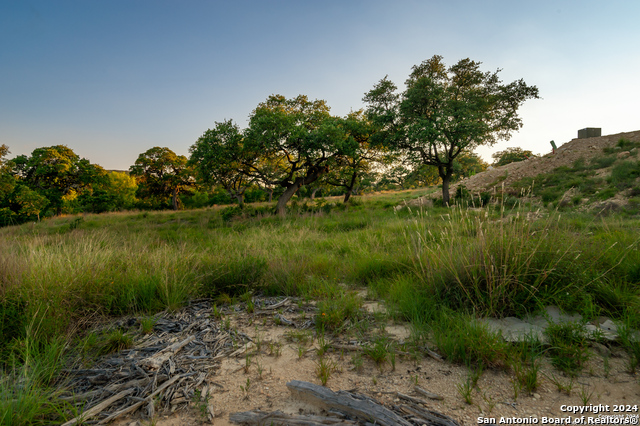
[102,295,640,426]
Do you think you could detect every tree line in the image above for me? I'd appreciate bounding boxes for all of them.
[0,56,537,225]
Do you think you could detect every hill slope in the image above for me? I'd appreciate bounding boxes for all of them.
[457,129,640,194]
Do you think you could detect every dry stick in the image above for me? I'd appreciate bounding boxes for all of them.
[97,373,188,425]
[139,335,196,370]
[395,392,429,406]
[261,297,290,310]
[414,385,444,401]
[61,388,134,426]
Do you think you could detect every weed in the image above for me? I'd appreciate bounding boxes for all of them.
[511,357,539,394]
[510,375,520,400]
[316,292,364,332]
[481,391,496,415]
[297,344,306,360]
[603,354,610,378]
[351,353,364,372]
[315,357,337,386]
[430,312,508,369]
[363,337,389,371]
[140,316,157,334]
[545,322,590,376]
[211,304,223,320]
[579,385,594,405]
[285,330,312,346]
[240,378,251,397]
[545,373,574,395]
[456,376,473,404]
[316,330,330,358]
[256,359,264,380]
[98,330,133,355]
[268,341,282,357]
[243,354,251,374]
[253,327,263,353]
[192,388,210,421]
[469,363,484,388]
[618,318,640,374]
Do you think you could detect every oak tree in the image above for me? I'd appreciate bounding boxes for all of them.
[189,120,254,208]
[243,95,356,216]
[364,55,539,205]
[11,145,106,215]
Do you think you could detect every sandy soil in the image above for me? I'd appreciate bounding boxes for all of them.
[114,294,640,426]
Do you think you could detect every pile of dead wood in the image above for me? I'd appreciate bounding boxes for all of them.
[230,380,459,426]
[57,299,269,425]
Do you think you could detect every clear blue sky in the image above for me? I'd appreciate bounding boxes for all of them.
[2,0,639,170]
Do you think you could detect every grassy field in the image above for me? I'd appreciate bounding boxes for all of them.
[1,187,640,424]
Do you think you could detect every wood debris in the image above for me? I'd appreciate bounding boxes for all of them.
[230,380,459,426]
[56,298,294,424]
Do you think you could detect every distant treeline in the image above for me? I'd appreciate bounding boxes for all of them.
[1,55,540,225]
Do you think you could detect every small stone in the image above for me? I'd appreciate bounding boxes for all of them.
[533,393,541,399]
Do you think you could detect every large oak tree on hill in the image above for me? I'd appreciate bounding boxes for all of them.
[364,55,539,205]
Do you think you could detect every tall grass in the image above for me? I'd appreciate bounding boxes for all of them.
[402,205,640,320]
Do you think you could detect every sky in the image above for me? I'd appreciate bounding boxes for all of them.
[1,0,639,170]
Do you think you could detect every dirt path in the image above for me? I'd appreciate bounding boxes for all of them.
[112,294,639,426]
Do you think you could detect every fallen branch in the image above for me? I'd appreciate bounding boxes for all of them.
[414,386,444,401]
[286,380,412,426]
[139,335,196,370]
[61,388,133,426]
[230,409,356,425]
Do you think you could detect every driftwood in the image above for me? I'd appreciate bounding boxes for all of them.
[230,410,357,425]
[231,381,459,426]
[286,380,413,426]
[97,373,189,424]
[61,388,133,426]
[139,335,196,370]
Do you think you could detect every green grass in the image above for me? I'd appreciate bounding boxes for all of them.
[544,322,590,376]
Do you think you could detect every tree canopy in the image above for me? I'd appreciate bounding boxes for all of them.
[492,147,537,167]
[364,55,539,205]
[242,94,358,216]
[11,145,106,215]
[189,119,255,208]
[130,147,193,210]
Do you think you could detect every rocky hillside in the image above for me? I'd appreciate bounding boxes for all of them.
[457,130,640,194]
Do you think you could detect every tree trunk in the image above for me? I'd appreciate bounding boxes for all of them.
[343,170,357,203]
[310,187,319,200]
[171,188,179,210]
[236,193,244,209]
[267,188,273,203]
[275,165,328,217]
[276,179,304,217]
[441,171,452,206]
